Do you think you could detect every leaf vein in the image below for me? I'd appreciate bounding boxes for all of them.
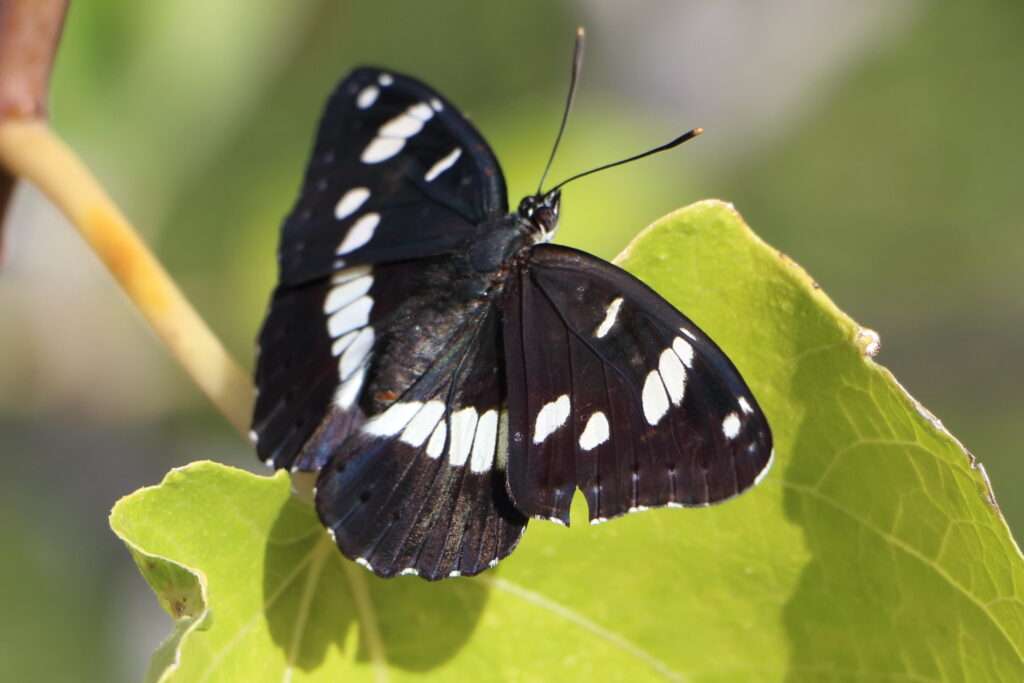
[337,552,389,682]
[785,481,1024,665]
[479,576,686,682]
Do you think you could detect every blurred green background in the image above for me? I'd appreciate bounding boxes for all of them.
[1,2,1020,680]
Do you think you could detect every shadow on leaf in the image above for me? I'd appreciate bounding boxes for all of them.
[263,490,491,672]
[779,336,906,679]
[778,300,1013,677]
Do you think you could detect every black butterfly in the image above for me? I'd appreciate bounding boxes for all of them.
[252,40,772,581]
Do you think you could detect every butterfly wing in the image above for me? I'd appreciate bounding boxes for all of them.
[253,68,509,471]
[315,305,527,580]
[279,67,508,285]
[502,244,773,525]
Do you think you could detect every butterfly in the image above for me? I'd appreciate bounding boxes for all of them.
[251,36,773,581]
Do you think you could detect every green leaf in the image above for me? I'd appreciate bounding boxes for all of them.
[111,200,1024,681]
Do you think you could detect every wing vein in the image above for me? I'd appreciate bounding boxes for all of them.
[531,274,642,405]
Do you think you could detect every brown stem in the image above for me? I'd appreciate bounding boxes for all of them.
[0,0,69,259]
[0,0,69,118]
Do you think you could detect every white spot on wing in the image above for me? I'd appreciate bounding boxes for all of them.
[336,213,380,255]
[324,274,373,314]
[495,409,509,470]
[399,567,419,577]
[378,73,394,86]
[334,187,370,220]
[642,370,670,425]
[594,297,623,338]
[355,557,373,571]
[738,397,754,415]
[672,337,695,368]
[248,430,259,445]
[327,296,373,339]
[335,366,365,409]
[361,103,432,167]
[339,327,374,379]
[578,411,610,451]
[658,348,687,405]
[532,394,571,444]
[425,147,462,182]
[356,85,379,109]
[361,137,404,164]
[407,102,434,121]
[470,409,498,472]
[400,400,445,447]
[680,327,697,341]
[426,420,447,459]
[449,407,478,466]
[365,401,423,437]
[331,330,357,357]
[380,113,424,139]
[722,412,741,439]
[430,98,443,112]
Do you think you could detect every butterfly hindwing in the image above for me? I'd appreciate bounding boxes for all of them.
[503,244,773,524]
[315,306,526,579]
[253,261,442,470]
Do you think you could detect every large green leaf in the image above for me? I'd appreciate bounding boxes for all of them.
[110,200,1024,681]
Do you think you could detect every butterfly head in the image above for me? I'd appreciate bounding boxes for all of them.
[518,190,561,243]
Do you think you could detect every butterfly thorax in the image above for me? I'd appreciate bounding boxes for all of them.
[364,192,560,416]
[466,190,561,274]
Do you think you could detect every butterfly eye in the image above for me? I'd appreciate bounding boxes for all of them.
[517,196,538,217]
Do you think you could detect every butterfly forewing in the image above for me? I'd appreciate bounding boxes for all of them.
[315,307,526,580]
[278,68,507,286]
[503,245,773,524]
[253,67,509,471]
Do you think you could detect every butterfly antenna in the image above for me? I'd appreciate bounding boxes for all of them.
[547,127,703,193]
[537,27,586,195]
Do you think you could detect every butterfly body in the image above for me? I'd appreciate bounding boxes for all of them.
[252,67,772,580]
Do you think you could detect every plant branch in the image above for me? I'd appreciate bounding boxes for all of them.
[0,120,254,438]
